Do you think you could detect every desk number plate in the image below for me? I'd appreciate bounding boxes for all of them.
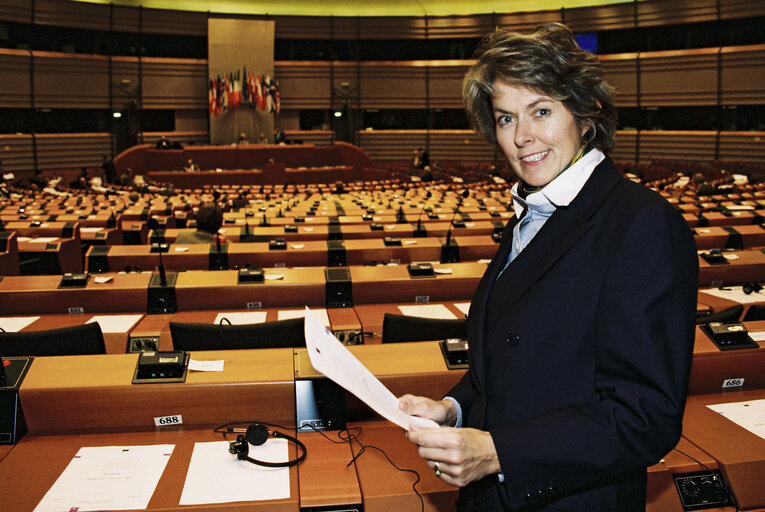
[722,378,744,389]
[154,414,183,427]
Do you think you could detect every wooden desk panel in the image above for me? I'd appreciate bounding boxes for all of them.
[698,250,765,286]
[688,321,765,395]
[0,428,300,512]
[20,349,296,432]
[0,230,19,276]
[350,262,487,305]
[349,421,457,512]
[174,269,326,310]
[17,237,82,274]
[682,389,765,510]
[298,432,362,508]
[0,273,150,315]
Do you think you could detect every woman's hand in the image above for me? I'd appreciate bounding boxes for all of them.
[398,394,457,427]
[406,425,501,488]
[399,394,502,487]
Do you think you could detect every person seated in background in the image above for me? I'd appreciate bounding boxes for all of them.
[692,172,715,196]
[238,132,249,144]
[119,168,134,187]
[184,158,199,173]
[273,126,286,144]
[175,202,224,244]
[155,136,171,149]
[101,155,117,184]
[257,132,267,144]
[69,168,89,190]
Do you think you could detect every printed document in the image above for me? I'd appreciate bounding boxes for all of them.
[303,307,439,430]
[707,399,765,441]
[34,444,174,512]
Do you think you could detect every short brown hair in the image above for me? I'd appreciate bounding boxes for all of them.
[195,202,223,234]
[463,23,617,153]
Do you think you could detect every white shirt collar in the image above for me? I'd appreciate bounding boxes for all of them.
[512,148,605,217]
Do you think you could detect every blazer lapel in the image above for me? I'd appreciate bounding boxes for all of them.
[487,158,622,325]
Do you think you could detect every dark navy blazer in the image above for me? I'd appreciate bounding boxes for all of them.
[450,157,699,511]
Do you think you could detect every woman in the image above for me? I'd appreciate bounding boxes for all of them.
[400,23,698,511]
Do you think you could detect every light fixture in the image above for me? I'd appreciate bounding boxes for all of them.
[112,112,122,119]
[334,111,343,118]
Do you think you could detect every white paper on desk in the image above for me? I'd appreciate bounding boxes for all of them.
[750,331,765,342]
[188,359,225,372]
[86,314,142,334]
[700,286,764,304]
[454,302,471,316]
[279,308,330,327]
[215,311,268,325]
[303,307,439,431]
[80,227,104,233]
[33,444,174,512]
[0,316,40,332]
[707,399,765,441]
[398,304,456,320]
[179,440,290,505]
[26,237,59,243]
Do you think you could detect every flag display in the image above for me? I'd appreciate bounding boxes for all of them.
[208,68,279,116]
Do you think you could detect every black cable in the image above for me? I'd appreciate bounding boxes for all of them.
[673,447,739,511]
[306,425,425,512]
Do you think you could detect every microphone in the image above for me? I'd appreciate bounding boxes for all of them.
[445,190,470,247]
[414,190,433,237]
[215,232,222,252]
[146,217,167,286]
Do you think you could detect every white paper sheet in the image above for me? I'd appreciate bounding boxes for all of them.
[397,304,456,320]
[188,359,225,372]
[86,314,142,334]
[303,307,439,431]
[214,311,268,325]
[0,316,40,332]
[700,286,764,304]
[279,308,330,326]
[707,399,765,441]
[33,444,174,512]
[179,440,290,505]
[453,302,471,316]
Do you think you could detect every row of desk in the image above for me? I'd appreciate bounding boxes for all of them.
[1,333,764,511]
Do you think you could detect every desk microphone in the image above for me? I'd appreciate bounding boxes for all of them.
[146,218,167,286]
[445,190,469,246]
[215,232,222,252]
[415,191,433,231]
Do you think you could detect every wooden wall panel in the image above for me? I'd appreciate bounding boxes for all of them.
[111,5,142,34]
[640,48,719,106]
[611,130,639,163]
[721,45,765,105]
[140,7,207,36]
[34,133,113,170]
[426,14,494,39]
[0,134,35,171]
[428,62,471,109]
[140,57,207,109]
[638,130,718,163]
[360,63,427,108]
[636,0,719,27]
[719,0,765,19]
[33,51,109,109]
[110,57,141,110]
[276,62,332,109]
[0,0,31,24]
[564,3,636,32]
[600,53,639,107]
[33,0,111,30]
[0,49,31,108]
[718,132,765,161]
[494,10,562,32]
[358,129,495,161]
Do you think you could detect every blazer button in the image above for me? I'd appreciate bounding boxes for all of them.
[505,334,520,346]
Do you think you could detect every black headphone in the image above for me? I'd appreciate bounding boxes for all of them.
[743,282,763,295]
[227,423,306,467]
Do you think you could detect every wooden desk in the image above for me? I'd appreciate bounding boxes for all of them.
[350,262,487,305]
[298,431,362,509]
[0,272,151,315]
[19,349,296,433]
[17,237,82,274]
[688,320,765,395]
[682,388,765,510]
[694,225,765,250]
[698,249,765,286]
[0,428,300,512]
[349,421,457,512]
[354,301,469,343]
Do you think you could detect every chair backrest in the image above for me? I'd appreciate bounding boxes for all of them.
[695,304,744,325]
[169,317,305,351]
[381,313,467,344]
[0,322,106,357]
[743,304,765,322]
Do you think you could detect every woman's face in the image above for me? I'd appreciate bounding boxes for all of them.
[492,82,586,188]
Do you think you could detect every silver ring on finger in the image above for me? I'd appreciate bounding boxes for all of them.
[434,461,441,477]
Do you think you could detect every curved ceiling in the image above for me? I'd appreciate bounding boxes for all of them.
[71,0,633,17]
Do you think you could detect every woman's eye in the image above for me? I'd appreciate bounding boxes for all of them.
[536,108,550,117]
[497,115,513,126]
